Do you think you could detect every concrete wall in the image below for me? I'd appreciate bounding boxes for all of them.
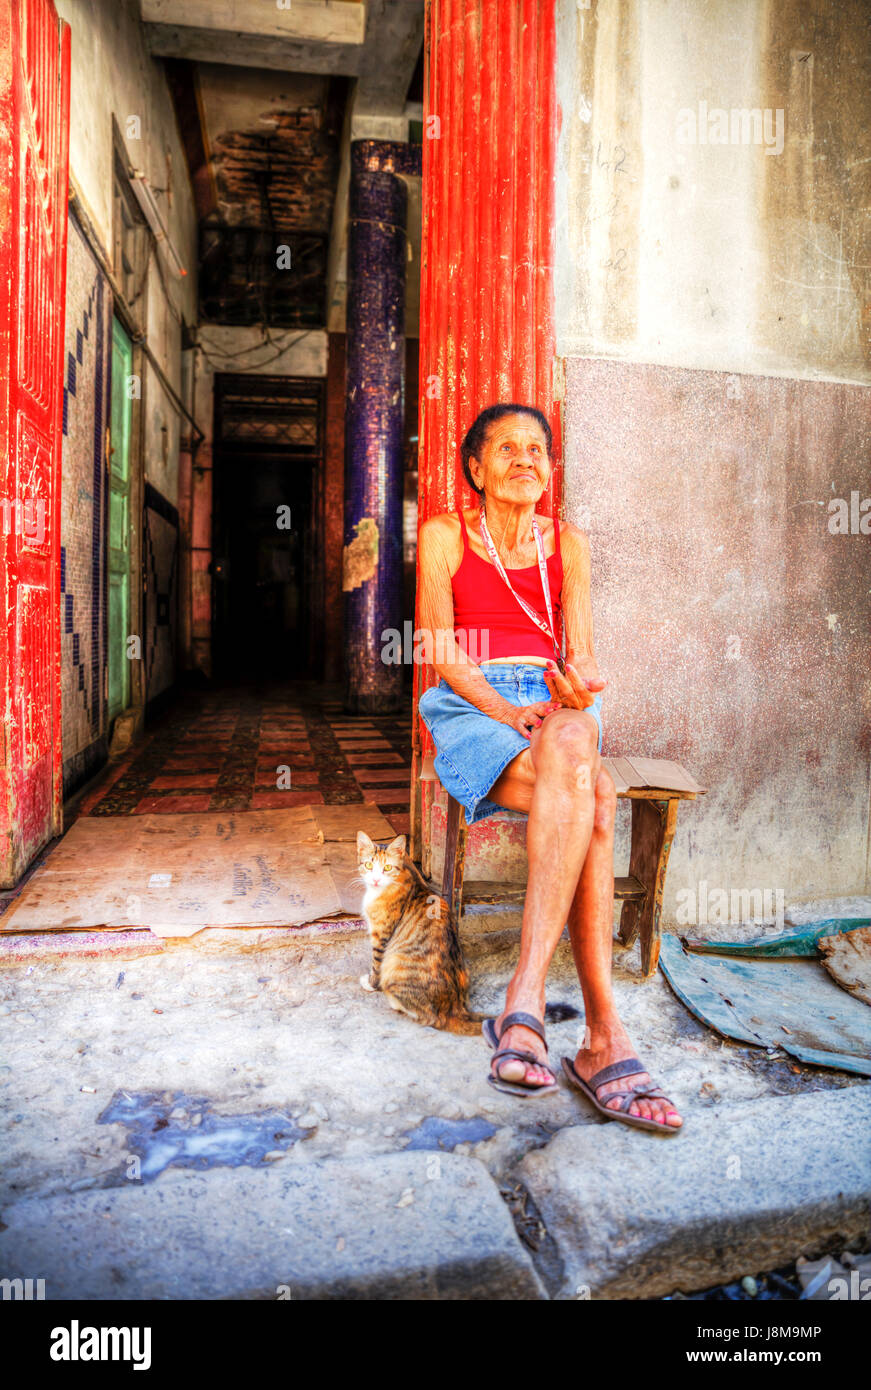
[56,0,197,508]
[196,328,328,379]
[555,0,871,911]
[555,0,870,384]
[55,0,200,734]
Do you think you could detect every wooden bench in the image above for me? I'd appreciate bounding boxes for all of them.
[418,755,705,978]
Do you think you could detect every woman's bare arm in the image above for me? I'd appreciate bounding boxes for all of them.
[541,522,607,710]
[418,515,553,732]
[560,523,601,682]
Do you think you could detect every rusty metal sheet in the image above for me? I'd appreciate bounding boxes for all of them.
[659,935,871,1076]
[413,0,561,870]
[819,927,871,1008]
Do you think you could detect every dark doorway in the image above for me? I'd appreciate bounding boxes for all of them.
[212,374,324,680]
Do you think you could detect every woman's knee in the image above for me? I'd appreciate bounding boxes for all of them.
[538,710,599,765]
[593,767,617,830]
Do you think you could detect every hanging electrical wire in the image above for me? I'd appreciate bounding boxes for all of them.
[195,326,313,370]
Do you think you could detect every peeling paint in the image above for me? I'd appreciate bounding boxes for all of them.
[342,517,379,592]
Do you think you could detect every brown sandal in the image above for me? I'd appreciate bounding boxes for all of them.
[561,1056,682,1134]
[483,1012,558,1097]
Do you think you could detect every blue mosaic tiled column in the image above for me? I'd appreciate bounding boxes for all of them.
[343,141,419,715]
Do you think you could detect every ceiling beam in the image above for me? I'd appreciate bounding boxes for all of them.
[141,0,366,73]
[143,30,363,76]
[141,0,424,101]
[163,58,217,221]
[355,0,425,116]
[141,0,366,45]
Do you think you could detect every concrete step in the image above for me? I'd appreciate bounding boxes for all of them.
[517,1086,871,1299]
[0,1151,546,1301]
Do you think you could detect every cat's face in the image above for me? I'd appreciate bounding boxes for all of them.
[356,831,407,892]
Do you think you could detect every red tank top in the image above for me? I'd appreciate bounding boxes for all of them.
[450,509,564,663]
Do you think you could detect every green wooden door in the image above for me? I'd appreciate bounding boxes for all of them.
[108,319,132,721]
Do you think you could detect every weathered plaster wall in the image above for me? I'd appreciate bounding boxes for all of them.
[55,0,197,322]
[555,0,871,908]
[54,0,200,724]
[564,358,871,905]
[55,0,198,510]
[555,0,870,384]
[196,328,328,379]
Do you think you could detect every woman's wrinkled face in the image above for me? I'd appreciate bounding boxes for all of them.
[469,415,550,505]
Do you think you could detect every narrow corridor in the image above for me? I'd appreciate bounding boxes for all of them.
[70,685,412,832]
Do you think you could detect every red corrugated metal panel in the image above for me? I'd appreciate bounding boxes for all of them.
[0,0,70,886]
[411,0,559,868]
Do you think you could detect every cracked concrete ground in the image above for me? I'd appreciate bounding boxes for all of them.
[0,913,867,1299]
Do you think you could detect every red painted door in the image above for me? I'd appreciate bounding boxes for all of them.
[0,0,70,886]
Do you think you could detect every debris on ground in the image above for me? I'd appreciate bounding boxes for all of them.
[665,1249,871,1301]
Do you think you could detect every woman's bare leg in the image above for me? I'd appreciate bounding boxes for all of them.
[566,772,682,1126]
[485,708,600,1086]
[487,719,683,1124]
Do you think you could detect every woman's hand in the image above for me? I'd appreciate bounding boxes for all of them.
[542,660,607,711]
[495,698,560,740]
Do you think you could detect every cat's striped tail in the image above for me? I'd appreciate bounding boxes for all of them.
[444,1000,579,1035]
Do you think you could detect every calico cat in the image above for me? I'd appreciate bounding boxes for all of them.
[356,831,581,1037]
[356,830,486,1034]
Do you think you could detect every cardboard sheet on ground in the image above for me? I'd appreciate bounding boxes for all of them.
[312,803,398,842]
[659,934,871,1076]
[0,805,394,936]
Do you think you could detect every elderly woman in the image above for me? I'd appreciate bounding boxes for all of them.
[418,403,682,1133]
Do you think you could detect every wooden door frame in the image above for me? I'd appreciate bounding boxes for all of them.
[106,121,148,748]
[210,373,325,680]
[107,316,133,724]
[104,330,145,747]
[128,337,146,724]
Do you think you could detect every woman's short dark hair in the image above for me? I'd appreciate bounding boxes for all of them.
[460,403,552,496]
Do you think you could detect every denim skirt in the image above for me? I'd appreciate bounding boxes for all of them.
[418,663,604,825]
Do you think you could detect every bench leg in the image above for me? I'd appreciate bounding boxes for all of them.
[442,794,468,921]
[409,747,422,868]
[617,798,679,977]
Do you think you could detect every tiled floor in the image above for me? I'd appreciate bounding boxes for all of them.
[75,682,414,836]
